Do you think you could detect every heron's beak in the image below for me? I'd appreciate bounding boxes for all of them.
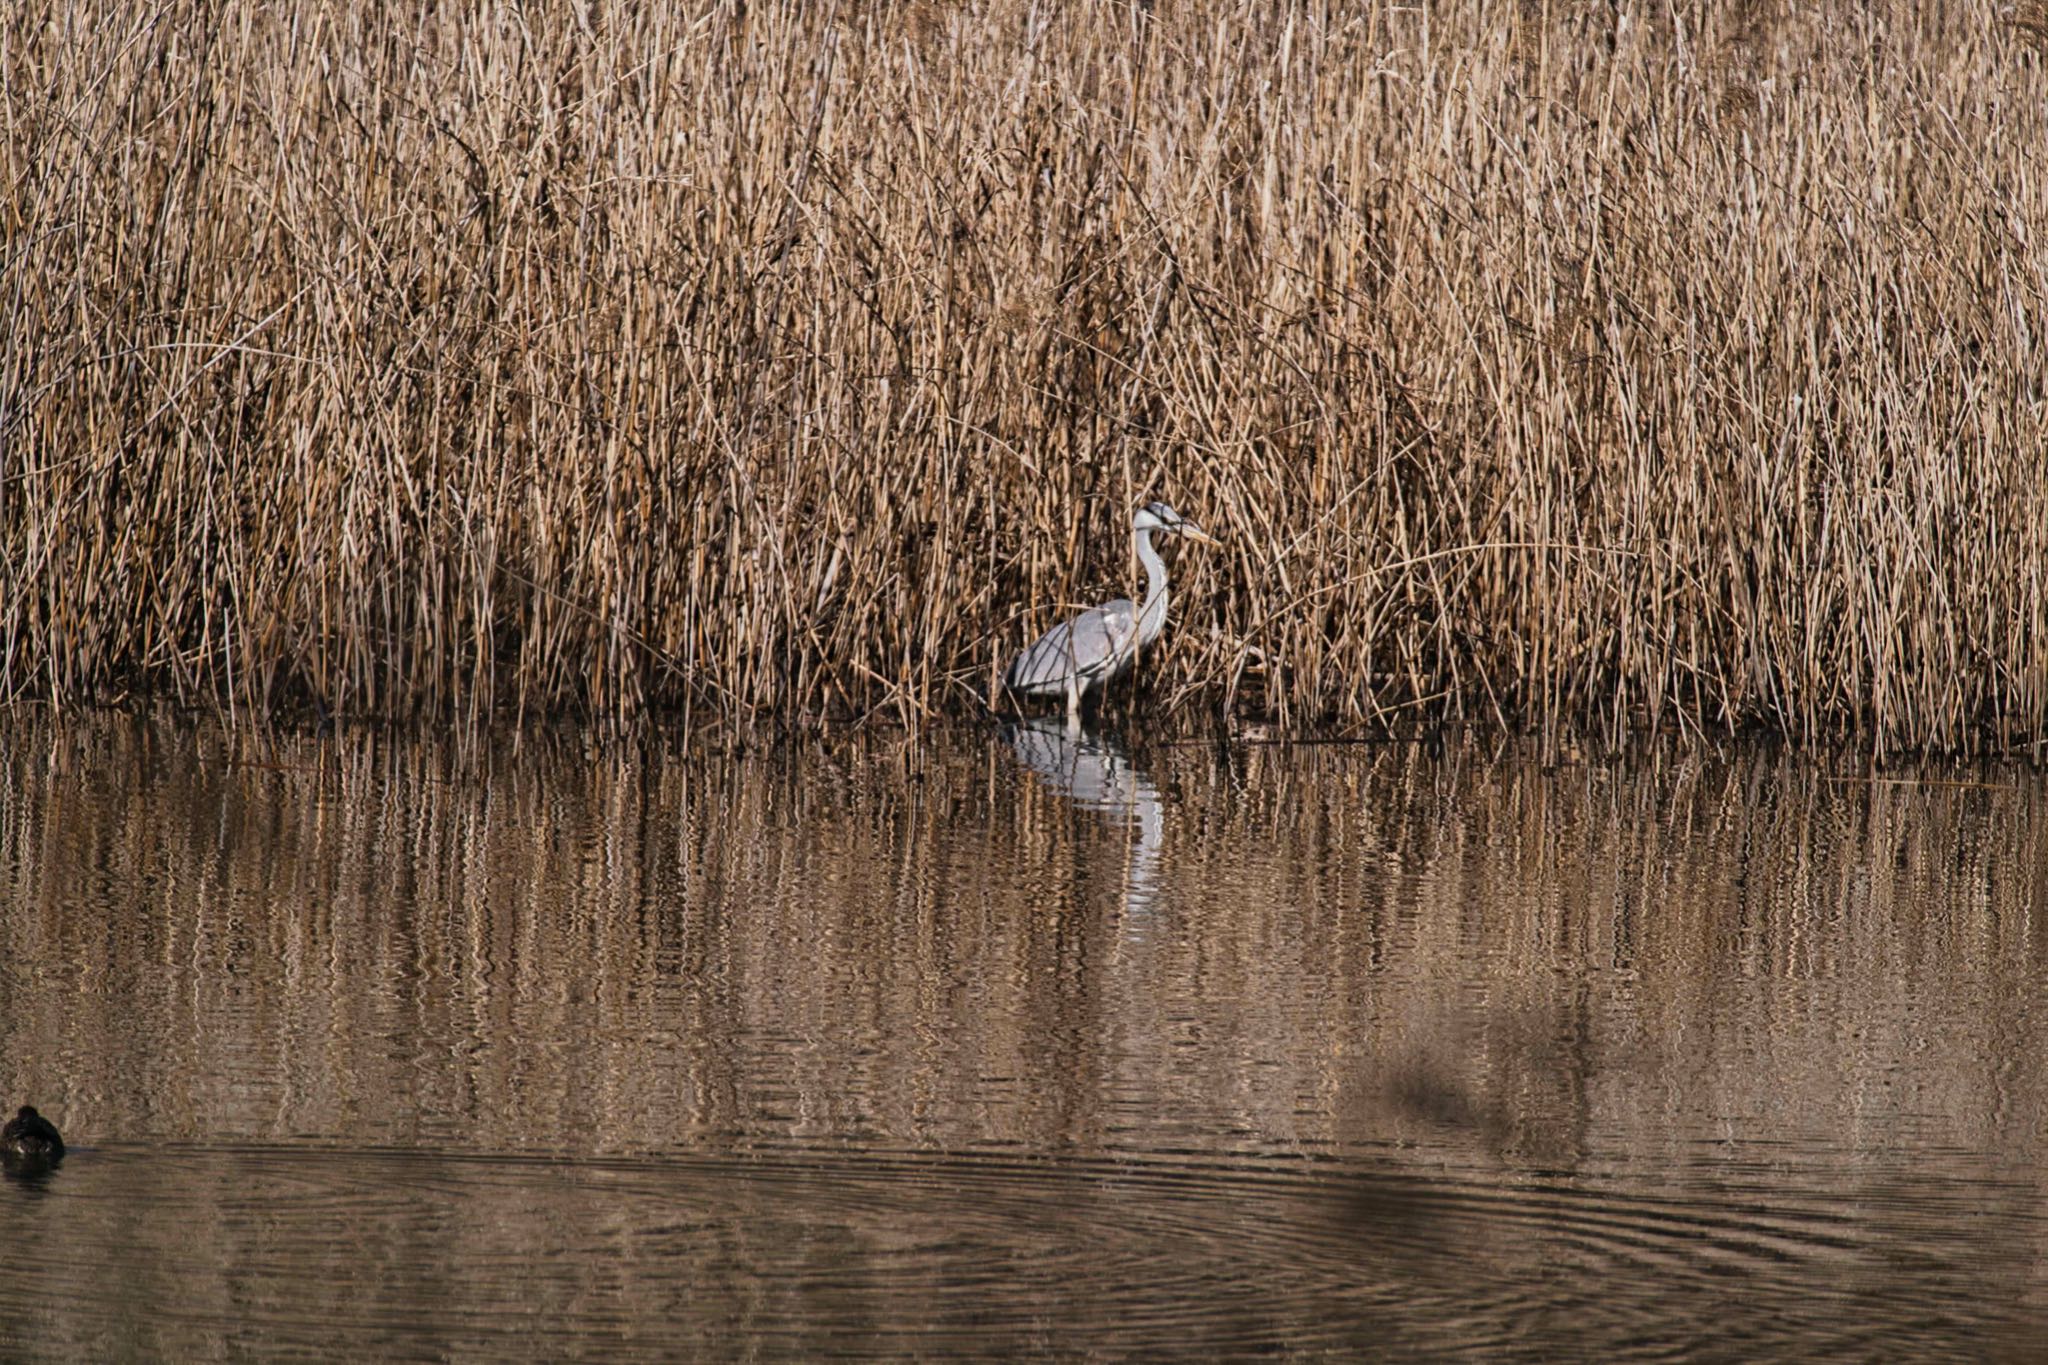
[1180,523,1219,546]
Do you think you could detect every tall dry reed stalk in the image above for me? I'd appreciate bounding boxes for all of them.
[4,1,2046,750]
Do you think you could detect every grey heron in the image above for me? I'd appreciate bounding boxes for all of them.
[1003,501,1217,731]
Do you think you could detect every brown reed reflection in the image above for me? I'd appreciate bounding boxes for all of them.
[2,715,2047,1353]
[0,716,2044,1167]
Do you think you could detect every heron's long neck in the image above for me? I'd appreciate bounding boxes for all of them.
[1134,527,1169,647]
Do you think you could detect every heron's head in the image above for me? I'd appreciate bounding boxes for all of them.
[1135,501,1218,545]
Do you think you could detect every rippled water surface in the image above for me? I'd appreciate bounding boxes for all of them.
[3,714,2046,1359]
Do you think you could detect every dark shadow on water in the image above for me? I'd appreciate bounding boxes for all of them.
[1,1164,60,1192]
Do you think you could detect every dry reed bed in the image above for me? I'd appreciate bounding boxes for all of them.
[3,1,2046,749]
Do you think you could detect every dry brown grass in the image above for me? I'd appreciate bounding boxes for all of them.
[4,0,2046,750]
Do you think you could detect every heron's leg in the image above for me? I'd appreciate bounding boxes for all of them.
[1065,677,1081,737]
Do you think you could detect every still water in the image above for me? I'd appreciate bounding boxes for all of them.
[2,713,2044,1359]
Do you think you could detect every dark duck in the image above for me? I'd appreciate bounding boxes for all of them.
[2,1105,64,1169]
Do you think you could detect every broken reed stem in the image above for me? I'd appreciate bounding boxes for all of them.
[4,0,2047,754]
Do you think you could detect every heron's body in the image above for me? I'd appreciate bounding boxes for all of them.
[2,1105,63,1168]
[1005,502,1214,731]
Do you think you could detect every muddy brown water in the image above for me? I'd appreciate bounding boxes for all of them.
[2,714,2044,1359]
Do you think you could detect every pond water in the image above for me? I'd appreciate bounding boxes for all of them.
[2,713,2045,1359]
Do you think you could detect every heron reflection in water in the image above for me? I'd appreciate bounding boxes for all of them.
[1004,502,1217,734]
[1003,718,1164,922]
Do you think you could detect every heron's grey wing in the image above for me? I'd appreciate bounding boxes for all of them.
[1076,599,1139,678]
[1005,617,1077,694]
[1005,599,1138,694]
